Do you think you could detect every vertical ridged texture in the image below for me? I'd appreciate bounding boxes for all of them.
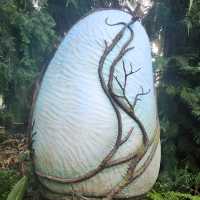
[32,9,161,198]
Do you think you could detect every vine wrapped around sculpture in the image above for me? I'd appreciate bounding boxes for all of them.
[29,10,160,199]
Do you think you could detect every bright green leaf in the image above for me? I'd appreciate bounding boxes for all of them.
[7,176,28,200]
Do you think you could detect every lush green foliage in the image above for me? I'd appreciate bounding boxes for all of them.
[47,0,121,36]
[159,56,200,166]
[152,55,200,198]
[148,191,200,200]
[0,0,57,123]
[0,170,20,200]
[148,0,200,198]
[7,176,28,200]
[0,0,123,125]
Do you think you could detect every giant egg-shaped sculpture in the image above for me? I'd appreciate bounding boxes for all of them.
[31,9,161,200]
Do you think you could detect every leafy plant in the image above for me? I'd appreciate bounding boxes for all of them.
[148,191,200,200]
[7,176,28,200]
[0,0,57,123]
[0,170,20,200]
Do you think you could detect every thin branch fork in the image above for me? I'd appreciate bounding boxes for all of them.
[111,76,150,145]
[112,91,150,146]
[113,60,142,109]
[110,60,150,146]
[107,21,135,92]
[132,86,151,109]
[122,61,141,89]
[119,127,134,146]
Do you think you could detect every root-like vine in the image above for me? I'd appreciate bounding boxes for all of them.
[30,9,159,200]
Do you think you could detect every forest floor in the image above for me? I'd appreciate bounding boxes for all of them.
[0,134,27,171]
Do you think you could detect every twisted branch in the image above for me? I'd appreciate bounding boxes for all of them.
[35,18,136,184]
[106,125,159,168]
[103,127,160,200]
[34,14,159,200]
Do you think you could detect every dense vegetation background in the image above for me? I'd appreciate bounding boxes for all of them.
[0,0,199,199]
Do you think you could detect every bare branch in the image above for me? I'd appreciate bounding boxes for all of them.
[128,63,141,75]
[119,127,134,146]
[133,87,151,109]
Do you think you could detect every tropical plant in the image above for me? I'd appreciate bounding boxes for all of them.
[0,0,57,123]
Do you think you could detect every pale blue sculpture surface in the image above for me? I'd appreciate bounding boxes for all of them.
[31,9,161,199]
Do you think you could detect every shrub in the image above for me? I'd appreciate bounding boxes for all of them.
[0,170,20,200]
